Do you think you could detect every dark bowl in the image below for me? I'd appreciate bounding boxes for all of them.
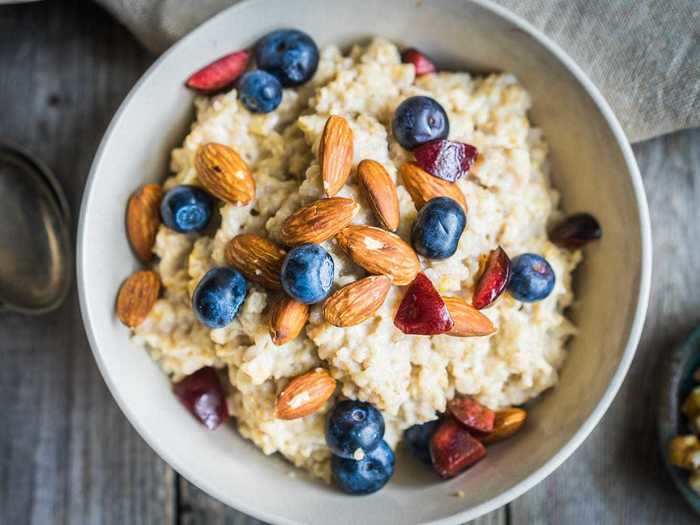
[658,325,700,515]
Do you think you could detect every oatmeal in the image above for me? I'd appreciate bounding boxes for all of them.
[129,38,581,483]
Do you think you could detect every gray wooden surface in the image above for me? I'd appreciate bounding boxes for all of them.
[0,1,697,524]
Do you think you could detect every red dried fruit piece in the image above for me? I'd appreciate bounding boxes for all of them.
[401,48,437,76]
[472,246,511,309]
[430,417,487,479]
[186,50,250,93]
[549,213,602,249]
[394,272,454,335]
[447,396,495,433]
[413,139,478,183]
[173,367,229,430]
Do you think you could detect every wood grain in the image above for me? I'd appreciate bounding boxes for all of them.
[0,1,697,525]
[0,1,173,524]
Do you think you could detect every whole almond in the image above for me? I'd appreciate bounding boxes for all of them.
[116,270,161,328]
[335,225,420,285]
[323,275,392,327]
[280,197,359,246]
[195,142,255,205]
[275,368,336,420]
[443,296,496,336]
[481,408,527,444]
[126,184,163,262]
[225,234,286,289]
[319,115,354,197]
[358,159,400,231]
[399,162,467,212]
[269,294,310,345]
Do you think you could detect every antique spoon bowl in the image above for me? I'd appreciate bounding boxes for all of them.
[0,143,71,314]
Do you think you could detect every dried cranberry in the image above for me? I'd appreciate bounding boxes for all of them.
[394,273,454,335]
[472,247,511,309]
[430,417,486,479]
[549,213,602,249]
[186,50,250,93]
[401,48,437,76]
[173,367,229,430]
[413,139,478,183]
[447,397,495,433]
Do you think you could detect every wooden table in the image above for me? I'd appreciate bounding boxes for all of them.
[1,2,698,523]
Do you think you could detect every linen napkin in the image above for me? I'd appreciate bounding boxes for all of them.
[96,0,699,142]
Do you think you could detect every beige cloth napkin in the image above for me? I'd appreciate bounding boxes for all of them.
[97,0,699,143]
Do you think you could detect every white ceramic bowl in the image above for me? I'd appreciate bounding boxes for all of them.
[78,1,652,523]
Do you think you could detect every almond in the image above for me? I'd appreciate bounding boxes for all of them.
[443,296,496,336]
[269,294,310,345]
[225,234,286,289]
[323,275,392,327]
[399,162,467,212]
[335,225,420,285]
[126,184,163,262]
[319,115,353,197]
[280,197,359,246]
[275,368,336,420]
[195,142,255,205]
[358,159,400,231]
[481,408,527,444]
[116,270,161,328]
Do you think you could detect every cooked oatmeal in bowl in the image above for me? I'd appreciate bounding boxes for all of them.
[115,32,599,492]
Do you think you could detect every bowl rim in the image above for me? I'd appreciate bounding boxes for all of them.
[77,0,652,523]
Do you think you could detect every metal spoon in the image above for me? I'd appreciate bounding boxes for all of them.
[0,143,71,314]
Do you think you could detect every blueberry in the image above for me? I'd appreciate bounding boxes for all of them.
[392,96,449,150]
[192,267,247,328]
[255,29,319,87]
[280,244,334,304]
[508,253,555,302]
[238,70,282,113]
[331,440,395,495]
[326,400,385,459]
[160,185,213,233]
[404,419,441,465]
[411,197,466,259]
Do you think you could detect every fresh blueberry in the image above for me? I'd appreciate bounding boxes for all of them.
[392,95,449,150]
[331,440,395,495]
[404,419,441,465]
[411,196,466,259]
[160,185,213,233]
[192,267,247,328]
[508,253,556,302]
[280,244,334,304]
[326,400,385,459]
[255,29,319,87]
[238,70,282,113]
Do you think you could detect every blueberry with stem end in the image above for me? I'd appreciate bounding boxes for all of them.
[331,440,395,494]
[255,29,319,87]
[160,185,213,233]
[392,96,449,150]
[326,400,385,459]
[192,267,247,328]
[238,70,283,113]
[508,253,555,302]
[280,244,334,304]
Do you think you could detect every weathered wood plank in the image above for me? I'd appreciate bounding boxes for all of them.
[510,129,700,524]
[0,2,174,524]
